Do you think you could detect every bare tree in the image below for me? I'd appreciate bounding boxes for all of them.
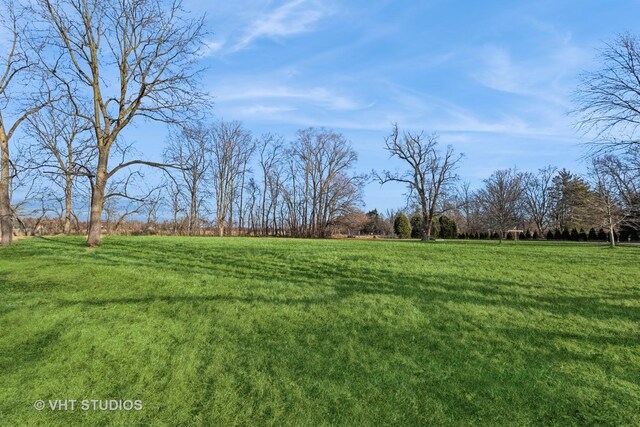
[26,100,93,233]
[573,33,640,241]
[284,128,365,237]
[164,122,210,235]
[590,154,639,246]
[377,124,463,240]
[37,0,207,246]
[574,33,640,156]
[522,166,556,236]
[210,120,253,236]
[456,180,483,235]
[235,136,256,235]
[103,165,161,234]
[256,133,285,236]
[0,0,53,245]
[477,169,524,241]
[591,160,623,247]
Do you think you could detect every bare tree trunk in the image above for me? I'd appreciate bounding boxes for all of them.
[63,174,72,234]
[189,186,197,236]
[609,224,616,248]
[87,149,109,247]
[238,165,246,236]
[0,128,11,246]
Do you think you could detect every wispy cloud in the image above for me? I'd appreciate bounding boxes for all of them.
[231,0,331,52]
[198,39,225,58]
[215,83,369,111]
[472,32,589,106]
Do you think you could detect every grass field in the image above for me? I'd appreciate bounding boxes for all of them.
[0,236,639,426]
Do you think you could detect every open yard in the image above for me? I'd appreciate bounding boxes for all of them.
[0,237,639,425]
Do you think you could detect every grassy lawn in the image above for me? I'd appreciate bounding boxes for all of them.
[0,236,639,426]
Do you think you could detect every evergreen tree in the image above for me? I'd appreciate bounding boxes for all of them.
[562,228,570,240]
[588,228,598,241]
[533,231,540,240]
[362,209,386,235]
[554,229,562,240]
[438,215,457,239]
[546,230,554,240]
[410,213,423,239]
[393,213,412,239]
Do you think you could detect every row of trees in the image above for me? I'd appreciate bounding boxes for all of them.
[163,123,365,237]
[12,118,367,238]
[1,0,639,247]
[370,125,637,246]
[348,156,638,246]
[7,117,639,245]
[454,161,638,245]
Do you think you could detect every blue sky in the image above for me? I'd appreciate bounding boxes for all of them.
[127,0,640,212]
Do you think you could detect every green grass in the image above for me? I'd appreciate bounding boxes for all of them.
[0,236,639,426]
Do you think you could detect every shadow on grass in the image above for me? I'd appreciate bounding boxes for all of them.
[0,322,65,374]
[3,237,639,424]
[5,237,638,326]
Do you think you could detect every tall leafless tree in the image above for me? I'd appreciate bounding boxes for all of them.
[574,33,640,157]
[210,120,253,236]
[590,153,639,247]
[37,0,207,246]
[477,169,524,241]
[26,100,93,233]
[284,128,365,237]
[377,124,462,240]
[591,159,623,247]
[522,166,556,236]
[164,122,210,235]
[0,0,53,245]
[256,133,285,236]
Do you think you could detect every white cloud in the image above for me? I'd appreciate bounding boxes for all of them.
[472,34,589,107]
[198,39,225,58]
[231,0,330,51]
[215,84,369,111]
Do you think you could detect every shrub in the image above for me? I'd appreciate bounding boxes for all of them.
[570,228,579,241]
[598,228,607,241]
[578,229,588,241]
